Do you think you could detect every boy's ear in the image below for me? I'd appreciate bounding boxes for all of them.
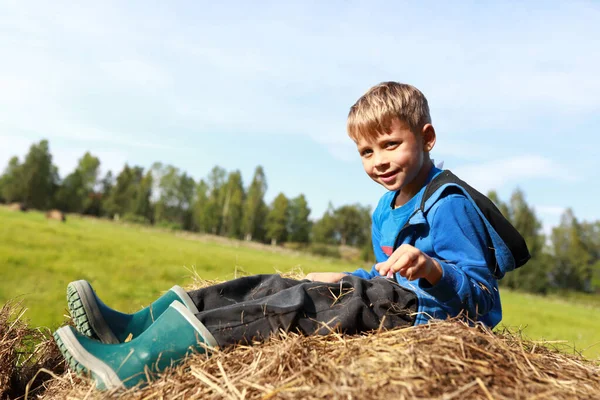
[421,124,436,152]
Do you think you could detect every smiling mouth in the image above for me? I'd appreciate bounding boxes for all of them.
[378,170,399,179]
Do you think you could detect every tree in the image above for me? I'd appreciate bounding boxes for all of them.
[312,203,337,244]
[220,170,245,238]
[312,203,371,247]
[98,171,114,216]
[550,209,593,292]
[0,156,24,203]
[203,166,227,234]
[287,194,311,243]
[242,166,268,241]
[178,173,196,230]
[54,152,101,213]
[20,140,58,209]
[152,163,195,228]
[580,221,600,292]
[498,189,549,294]
[132,171,154,223]
[104,165,143,218]
[266,193,289,245]
[192,180,210,232]
[334,204,371,247]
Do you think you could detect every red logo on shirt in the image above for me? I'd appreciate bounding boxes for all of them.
[381,246,393,256]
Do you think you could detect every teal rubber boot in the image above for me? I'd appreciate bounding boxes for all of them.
[67,280,199,344]
[54,301,218,390]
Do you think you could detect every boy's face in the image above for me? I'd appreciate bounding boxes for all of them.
[355,119,434,192]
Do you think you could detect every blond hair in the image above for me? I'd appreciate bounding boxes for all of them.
[347,82,431,141]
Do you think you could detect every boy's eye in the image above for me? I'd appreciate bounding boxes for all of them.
[360,149,373,157]
[385,141,399,149]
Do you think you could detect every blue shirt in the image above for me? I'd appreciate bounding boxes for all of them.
[351,167,504,328]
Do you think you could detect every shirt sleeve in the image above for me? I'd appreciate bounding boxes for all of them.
[418,194,497,319]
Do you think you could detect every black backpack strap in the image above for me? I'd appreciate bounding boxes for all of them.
[420,170,531,269]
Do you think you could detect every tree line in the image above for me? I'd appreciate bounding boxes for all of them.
[0,140,370,250]
[1,140,599,295]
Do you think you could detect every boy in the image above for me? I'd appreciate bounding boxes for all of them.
[53,82,528,390]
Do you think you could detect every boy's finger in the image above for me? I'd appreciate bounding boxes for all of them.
[376,261,387,272]
[376,263,388,276]
[393,252,414,272]
[387,246,405,263]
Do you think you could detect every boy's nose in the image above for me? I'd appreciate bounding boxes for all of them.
[373,152,388,168]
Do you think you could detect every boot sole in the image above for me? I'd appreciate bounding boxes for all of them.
[54,327,124,390]
[67,280,119,344]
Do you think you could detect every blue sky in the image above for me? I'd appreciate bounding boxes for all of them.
[1,1,599,236]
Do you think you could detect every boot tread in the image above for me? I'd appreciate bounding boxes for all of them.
[53,330,90,376]
[67,283,100,340]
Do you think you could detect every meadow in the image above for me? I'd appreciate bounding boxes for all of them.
[1,206,599,360]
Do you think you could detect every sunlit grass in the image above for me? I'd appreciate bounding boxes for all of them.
[1,206,599,359]
[0,207,351,329]
[499,290,600,359]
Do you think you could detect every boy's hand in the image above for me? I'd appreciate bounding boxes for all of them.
[375,244,443,285]
[304,272,346,283]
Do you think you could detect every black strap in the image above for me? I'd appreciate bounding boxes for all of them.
[420,170,531,268]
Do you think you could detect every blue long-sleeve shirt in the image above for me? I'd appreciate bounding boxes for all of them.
[351,168,506,328]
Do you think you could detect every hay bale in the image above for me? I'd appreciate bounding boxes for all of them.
[7,202,27,212]
[3,278,599,399]
[0,301,25,397]
[39,320,600,399]
[45,209,66,222]
[0,302,64,399]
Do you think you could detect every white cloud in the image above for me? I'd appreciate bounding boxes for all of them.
[433,140,499,161]
[452,155,578,194]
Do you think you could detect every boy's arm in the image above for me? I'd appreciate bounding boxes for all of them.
[421,194,498,319]
[304,272,347,283]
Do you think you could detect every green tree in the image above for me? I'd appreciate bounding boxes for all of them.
[204,166,227,234]
[287,194,312,243]
[312,203,337,245]
[54,152,101,213]
[178,173,196,230]
[192,179,210,232]
[98,171,114,216]
[266,193,289,245]
[551,209,593,292]
[152,163,195,229]
[221,170,245,238]
[499,189,549,294]
[20,140,58,209]
[132,171,154,223]
[312,203,371,247]
[580,221,600,292]
[334,204,371,247]
[0,156,24,203]
[242,166,268,241]
[104,165,143,218]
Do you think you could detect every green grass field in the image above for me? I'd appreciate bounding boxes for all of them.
[1,206,599,360]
